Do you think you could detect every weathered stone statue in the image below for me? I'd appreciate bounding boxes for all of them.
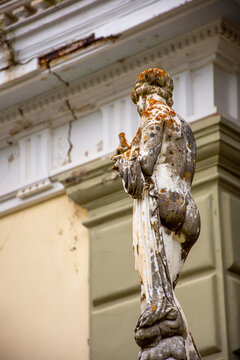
[112,68,201,360]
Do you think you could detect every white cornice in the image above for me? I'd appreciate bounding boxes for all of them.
[0,0,76,30]
[0,18,239,149]
[2,0,188,64]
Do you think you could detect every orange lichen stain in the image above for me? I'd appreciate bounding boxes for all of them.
[160,188,166,193]
[143,99,178,133]
[119,132,130,149]
[151,305,157,311]
[119,149,131,160]
[113,128,142,161]
[131,127,142,146]
[185,172,191,182]
[193,159,196,165]
[148,98,160,106]
[155,116,165,123]
[136,68,168,82]
[151,221,158,232]
[169,108,176,116]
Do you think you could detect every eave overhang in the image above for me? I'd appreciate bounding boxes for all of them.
[0,0,239,110]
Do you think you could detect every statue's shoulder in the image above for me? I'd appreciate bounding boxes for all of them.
[143,99,173,124]
[147,99,169,111]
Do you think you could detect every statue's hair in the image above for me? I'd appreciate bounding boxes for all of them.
[131,68,174,107]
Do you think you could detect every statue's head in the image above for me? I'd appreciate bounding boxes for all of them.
[131,68,174,114]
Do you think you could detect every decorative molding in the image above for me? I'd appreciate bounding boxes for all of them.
[0,0,64,29]
[0,0,163,66]
[17,128,51,184]
[0,19,239,132]
[82,202,132,228]
[59,158,124,211]
[16,177,53,199]
[0,181,64,217]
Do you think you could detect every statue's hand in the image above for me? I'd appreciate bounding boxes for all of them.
[124,159,145,198]
[118,132,130,153]
[112,156,145,199]
[111,154,121,171]
[111,132,130,160]
[111,132,131,171]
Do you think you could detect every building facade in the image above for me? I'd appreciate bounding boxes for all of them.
[0,0,239,359]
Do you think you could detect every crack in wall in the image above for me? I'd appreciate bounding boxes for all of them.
[65,99,76,163]
[46,63,73,163]
[18,107,24,117]
[0,29,17,68]
[4,38,16,66]
[47,63,69,87]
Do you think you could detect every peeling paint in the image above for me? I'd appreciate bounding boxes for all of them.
[96,139,103,152]
[63,167,86,186]
[8,153,14,162]
[39,33,120,65]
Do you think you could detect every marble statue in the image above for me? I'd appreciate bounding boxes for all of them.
[112,68,201,360]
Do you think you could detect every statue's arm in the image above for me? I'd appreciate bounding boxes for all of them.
[112,132,145,199]
[112,116,164,197]
[139,120,164,176]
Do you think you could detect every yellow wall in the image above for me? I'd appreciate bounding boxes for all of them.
[0,195,89,360]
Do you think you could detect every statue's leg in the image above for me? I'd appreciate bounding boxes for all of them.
[134,196,201,360]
